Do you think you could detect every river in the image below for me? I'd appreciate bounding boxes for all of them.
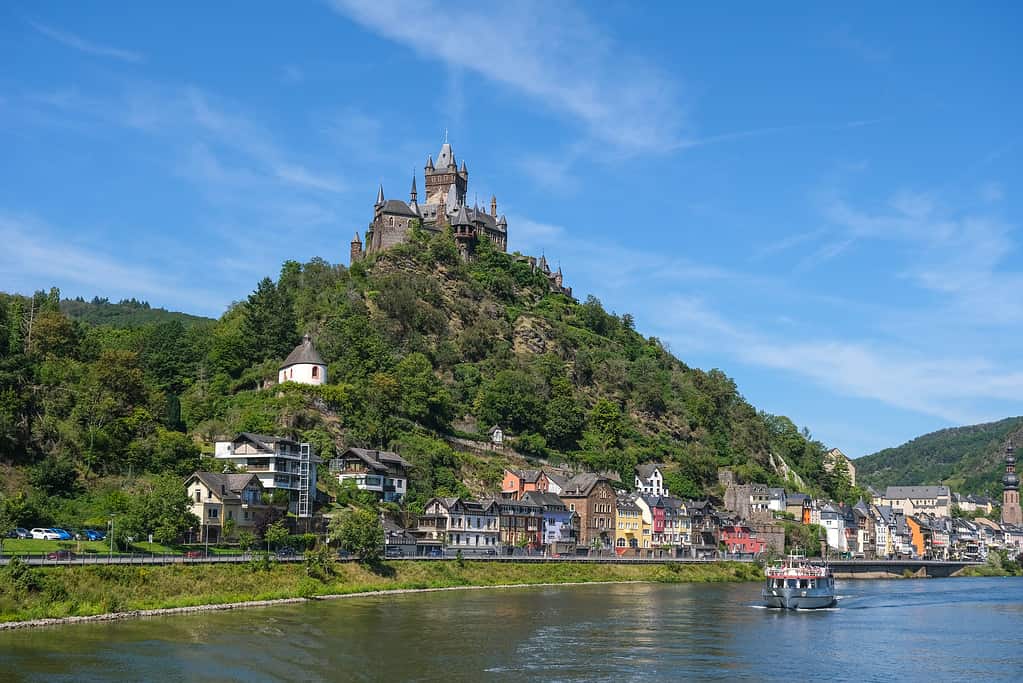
[2,577,1021,681]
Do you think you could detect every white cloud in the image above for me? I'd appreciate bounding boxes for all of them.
[29,20,144,63]
[329,0,685,154]
[0,213,214,312]
[822,190,1023,323]
[660,296,1023,425]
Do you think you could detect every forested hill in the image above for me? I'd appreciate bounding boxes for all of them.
[856,416,1023,496]
[60,296,213,328]
[0,229,861,525]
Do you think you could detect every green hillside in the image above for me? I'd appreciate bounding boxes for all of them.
[0,229,858,537]
[856,416,1023,496]
[60,296,213,328]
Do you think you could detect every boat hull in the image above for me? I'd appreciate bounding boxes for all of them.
[761,587,835,610]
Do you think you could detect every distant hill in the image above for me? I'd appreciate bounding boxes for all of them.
[856,417,1023,496]
[60,297,213,328]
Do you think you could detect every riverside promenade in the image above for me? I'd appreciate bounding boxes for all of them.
[0,552,980,577]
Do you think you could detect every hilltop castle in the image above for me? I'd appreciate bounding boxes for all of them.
[350,137,571,297]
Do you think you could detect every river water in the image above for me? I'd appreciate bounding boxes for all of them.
[2,577,1022,681]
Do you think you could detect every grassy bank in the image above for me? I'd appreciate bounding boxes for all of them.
[0,560,763,624]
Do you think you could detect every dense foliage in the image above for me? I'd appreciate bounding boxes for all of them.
[1,229,852,530]
[857,417,1023,495]
[60,296,212,328]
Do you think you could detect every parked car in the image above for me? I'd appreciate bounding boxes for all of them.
[77,529,105,541]
[30,528,61,540]
[276,547,296,558]
[50,528,73,541]
[385,546,405,558]
[15,527,31,539]
[426,547,444,558]
[47,550,76,560]
[183,549,206,559]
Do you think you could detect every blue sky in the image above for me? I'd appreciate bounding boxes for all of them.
[2,1,1021,458]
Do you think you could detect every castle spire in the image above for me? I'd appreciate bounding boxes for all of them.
[410,173,418,202]
[425,155,434,172]
[376,184,384,205]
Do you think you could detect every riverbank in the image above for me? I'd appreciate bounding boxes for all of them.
[0,559,763,628]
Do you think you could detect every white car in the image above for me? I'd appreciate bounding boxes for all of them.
[30,528,60,540]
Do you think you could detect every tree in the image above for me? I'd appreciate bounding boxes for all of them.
[241,277,297,364]
[237,530,256,552]
[328,509,383,563]
[118,475,199,547]
[27,457,79,497]
[263,519,289,551]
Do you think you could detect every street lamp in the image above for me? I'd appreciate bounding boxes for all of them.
[108,515,115,556]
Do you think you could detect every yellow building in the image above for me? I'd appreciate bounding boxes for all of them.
[615,495,645,553]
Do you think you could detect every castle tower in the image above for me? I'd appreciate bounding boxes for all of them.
[490,195,497,218]
[1002,441,1021,526]
[424,138,467,207]
[350,232,363,264]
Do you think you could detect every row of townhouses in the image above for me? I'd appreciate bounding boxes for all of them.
[724,477,1023,561]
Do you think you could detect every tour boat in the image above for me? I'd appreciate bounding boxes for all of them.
[762,553,836,609]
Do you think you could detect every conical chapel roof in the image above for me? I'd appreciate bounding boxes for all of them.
[280,334,325,369]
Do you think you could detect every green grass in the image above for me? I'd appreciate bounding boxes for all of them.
[1,539,114,555]
[1,539,242,557]
[0,560,764,623]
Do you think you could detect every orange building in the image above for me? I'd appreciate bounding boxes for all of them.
[501,469,549,500]
[906,516,926,558]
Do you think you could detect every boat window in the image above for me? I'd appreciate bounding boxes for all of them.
[786,579,797,588]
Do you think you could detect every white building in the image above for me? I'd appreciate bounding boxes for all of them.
[214,433,320,517]
[819,503,847,552]
[876,486,951,518]
[635,464,669,497]
[278,334,327,385]
[414,498,500,550]
[767,488,787,513]
[328,447,410,502]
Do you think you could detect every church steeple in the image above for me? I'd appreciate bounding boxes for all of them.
[409,173,419,214]
[1003,440,1021,526]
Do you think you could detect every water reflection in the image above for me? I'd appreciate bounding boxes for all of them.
[2,578,1021,682]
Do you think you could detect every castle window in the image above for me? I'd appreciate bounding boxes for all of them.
[389,216,394,226]
[312,367,319,379]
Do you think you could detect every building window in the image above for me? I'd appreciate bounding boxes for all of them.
[209,508,219,519]
[312,366,319,379]
[194,490,200,502]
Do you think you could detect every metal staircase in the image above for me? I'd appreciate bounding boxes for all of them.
[298,443,311,518]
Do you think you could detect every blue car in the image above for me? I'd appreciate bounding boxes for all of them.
[78,529,105,541]
[51,528,73,540]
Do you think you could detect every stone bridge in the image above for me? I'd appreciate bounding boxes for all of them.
[829,559,980,579]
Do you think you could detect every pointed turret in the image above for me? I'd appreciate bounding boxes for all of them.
[425,155,434,172]
[497,214,507,230]
[452,204,472,227]
[460,159,468,177]
[490,195,497,217]
[437,142,456,169]
[409,174,419,214]
[350,232,363,264]
[376,184,385,205]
